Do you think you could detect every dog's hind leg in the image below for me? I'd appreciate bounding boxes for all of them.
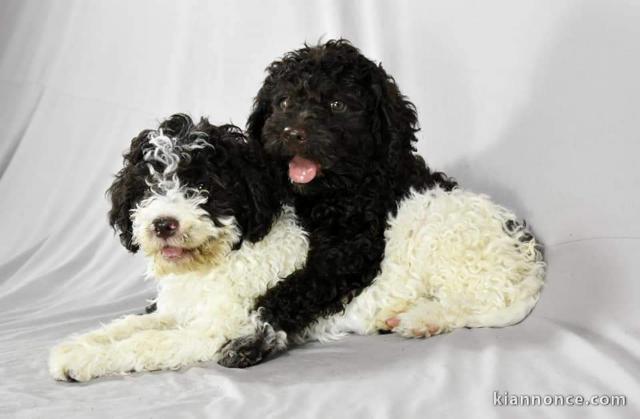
[462,292,542,329]
[384,274,544,338]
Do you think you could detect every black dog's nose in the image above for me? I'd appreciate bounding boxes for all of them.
[153,217,179,239]
[283,126,306,143]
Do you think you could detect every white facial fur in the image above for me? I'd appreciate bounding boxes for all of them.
[130,130,240,277]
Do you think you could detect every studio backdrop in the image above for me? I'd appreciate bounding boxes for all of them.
[0,1,638,418]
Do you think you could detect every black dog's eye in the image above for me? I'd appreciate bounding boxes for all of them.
[278,97,291,111]
[330,100,347,113]
[196,183,205,190]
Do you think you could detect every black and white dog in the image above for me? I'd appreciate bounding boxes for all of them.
[49,42,545,379]
[218,40,545,367]
[49,114,309,381]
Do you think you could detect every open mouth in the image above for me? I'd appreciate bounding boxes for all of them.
[288,155,321,184]
[160,246,193,261]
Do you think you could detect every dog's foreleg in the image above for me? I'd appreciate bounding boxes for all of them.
[51,327,223,382]
[81,313,175,343]
[49,313,176,381]
[218,231,386,368]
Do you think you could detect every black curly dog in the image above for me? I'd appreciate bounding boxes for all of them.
[218,40,456,368]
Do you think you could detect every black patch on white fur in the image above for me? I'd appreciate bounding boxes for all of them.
[220,40,458,366]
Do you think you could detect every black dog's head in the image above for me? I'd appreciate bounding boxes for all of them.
[107,114,281,276]
[247,39,420,195]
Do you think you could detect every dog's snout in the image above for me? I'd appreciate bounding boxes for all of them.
[153,217,179,239]
[283,126,306,143]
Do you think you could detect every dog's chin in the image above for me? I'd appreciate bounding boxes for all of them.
[289,181,317,195]
[145,239,232,277]
[289,171,330,196]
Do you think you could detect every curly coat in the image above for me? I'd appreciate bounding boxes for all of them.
[107,114,285,254]
[218,40,456,367]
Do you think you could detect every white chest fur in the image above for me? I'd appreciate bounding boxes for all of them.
[154,206,309,337]
[49,207,309,382]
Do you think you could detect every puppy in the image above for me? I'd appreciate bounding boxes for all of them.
[49,114,308,381]
[218,40,545,367]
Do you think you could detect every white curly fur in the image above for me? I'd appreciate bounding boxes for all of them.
[300,187,545,342]
[144,129,212,194]
[49,206,307,382]
[49,128,308,382]
[49,166,544,381]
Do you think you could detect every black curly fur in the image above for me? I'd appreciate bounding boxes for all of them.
[219,40,457,368]
[107,114,285,253]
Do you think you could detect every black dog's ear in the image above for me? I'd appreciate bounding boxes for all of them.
[371,65,419,167]
[248,61,286,143]
[246,88,273,144]
[232,138,283,242]
[244,166,283,242]
[106,130,150,253]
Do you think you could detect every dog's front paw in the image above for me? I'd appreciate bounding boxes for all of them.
[49,341,106,382]
[217,335,268,368]
[217,323,287,368]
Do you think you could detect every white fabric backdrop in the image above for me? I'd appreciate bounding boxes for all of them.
[0,1,638,418]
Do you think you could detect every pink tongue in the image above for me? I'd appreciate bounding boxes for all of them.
[288,156,319,184]
[161,246,184,258]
